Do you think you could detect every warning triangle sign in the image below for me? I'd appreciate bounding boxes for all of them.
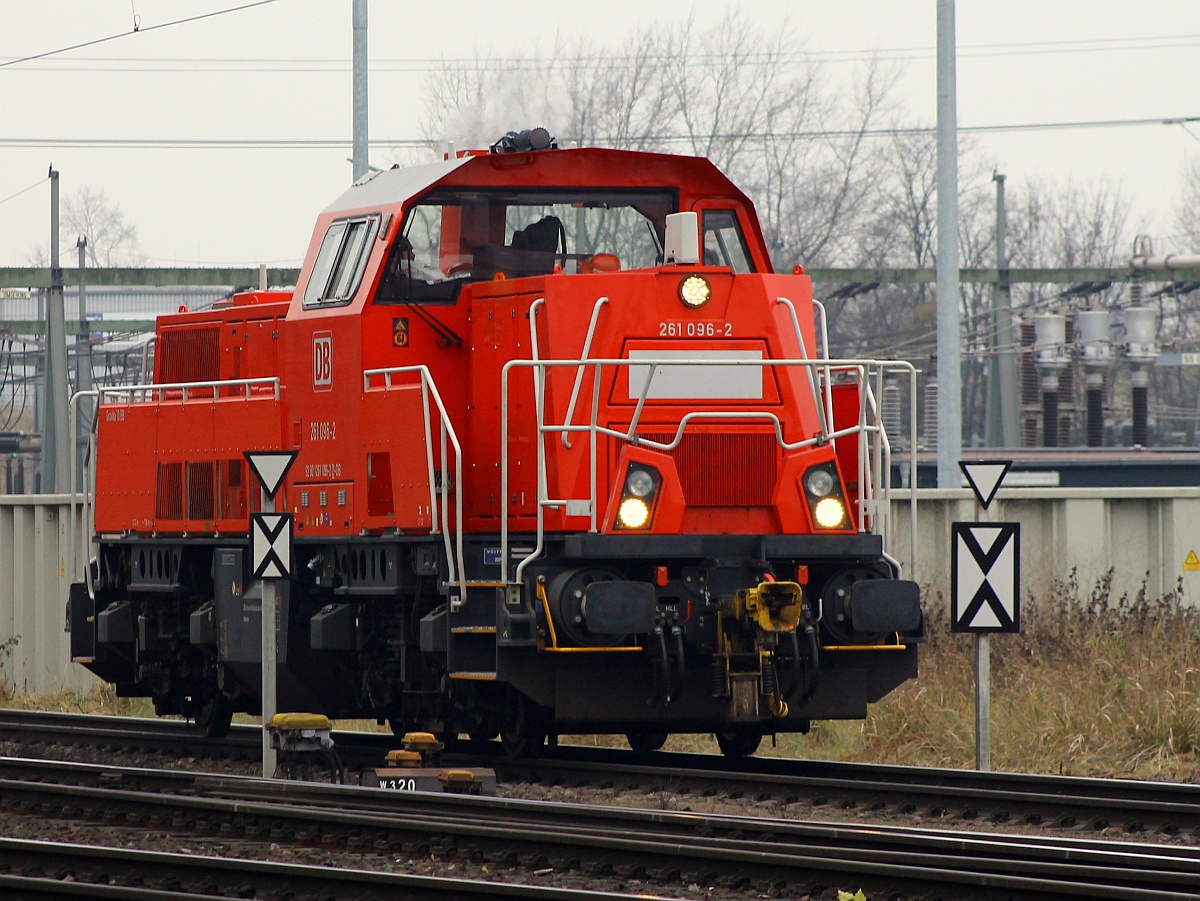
[1185,550,1200,572]
[959,460,1012,510]
[244,450,298,499]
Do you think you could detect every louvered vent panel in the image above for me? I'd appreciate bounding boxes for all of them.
[158,326,220,383]
[641,432,776,506]
[156,462,183,520]
[186,462,215,520]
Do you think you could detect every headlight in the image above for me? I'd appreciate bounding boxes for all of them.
[678,275,711,308]
[626,469,655,498]
[804,469,834,498]
[618,497,651,529]
[802,463,849,530]
[614,462,661,530]
[814,497,846,529]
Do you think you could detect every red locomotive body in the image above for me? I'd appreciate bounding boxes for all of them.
[70,134,923,756]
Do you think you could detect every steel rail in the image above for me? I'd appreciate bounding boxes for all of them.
[5,710,1200,840]
[0,756,1197,900]
[491,748,1200,837]
[0,836,635,901]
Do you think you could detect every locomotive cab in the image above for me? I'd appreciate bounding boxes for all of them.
[71,134,923,757]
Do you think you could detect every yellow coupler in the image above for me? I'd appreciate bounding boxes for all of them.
[735,581,803,633]
[364,731,496,795]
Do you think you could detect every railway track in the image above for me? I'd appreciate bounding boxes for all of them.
[0,754,1199,899]
[0,835,642,900]
[2,709,1197,840]
[492,746,1200,838]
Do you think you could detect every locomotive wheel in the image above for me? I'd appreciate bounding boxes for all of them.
[715,730,762,758]
[625,730,669,755]
[196,693,233,739]
[500,689,546,759]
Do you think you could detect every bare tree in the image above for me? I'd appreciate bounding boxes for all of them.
[419,14,901,276]
[64,186,143,267]
[21,186,143,268]
[416,21,1178,445]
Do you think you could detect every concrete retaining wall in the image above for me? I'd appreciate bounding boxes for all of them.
[0,496,94,694]
[887,488,1200,607]
[4,487,1200,695]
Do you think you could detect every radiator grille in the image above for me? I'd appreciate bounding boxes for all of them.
[158,325,220,383]
[186,462,215,520]
[641,432,777,506]
[156,462,183,520]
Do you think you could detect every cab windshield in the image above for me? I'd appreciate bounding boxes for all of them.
[375,188,678,304]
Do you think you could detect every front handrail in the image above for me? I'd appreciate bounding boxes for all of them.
[500,354,919,584]
[774,296,830,439]
[364,365,466,594]
[559,296,609,449]
[810,299,836,440]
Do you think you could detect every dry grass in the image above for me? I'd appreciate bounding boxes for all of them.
[765,569,1200,781]
[578,570,1200,780]
[8,570,1200,780]
[2,684,155,718]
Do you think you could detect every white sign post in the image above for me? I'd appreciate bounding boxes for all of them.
[954,460,1019,772]
[245,450,297,778]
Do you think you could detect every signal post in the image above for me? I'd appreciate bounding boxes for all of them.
[246,451,297,778]
[954,461,1019,771]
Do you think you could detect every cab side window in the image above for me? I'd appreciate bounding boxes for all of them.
[701,210,754,273]
[303,215,380,307]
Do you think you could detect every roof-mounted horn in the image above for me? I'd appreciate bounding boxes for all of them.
[490,127,557,154]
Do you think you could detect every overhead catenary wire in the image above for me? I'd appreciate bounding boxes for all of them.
[0,176,48,207]
[0,0,281,70]
[3,115,1198,151]
[10,31,1200,72]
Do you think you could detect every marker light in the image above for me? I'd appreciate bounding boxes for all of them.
[618,497,651,529]
[678,275,712,308]
[804,468,835,498]
[814,497,846,529]
[625,469,656,498]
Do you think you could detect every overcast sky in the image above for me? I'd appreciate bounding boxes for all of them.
[3,0,1200,268]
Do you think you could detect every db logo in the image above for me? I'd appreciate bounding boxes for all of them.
[312,332,332,390]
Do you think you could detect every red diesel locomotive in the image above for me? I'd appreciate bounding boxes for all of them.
[69,129,923,756]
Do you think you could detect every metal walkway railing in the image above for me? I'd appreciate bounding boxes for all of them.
[500,294,919,584]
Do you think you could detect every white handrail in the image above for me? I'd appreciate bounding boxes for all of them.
[70,377,282,583]
[100,376,280,404]
[364,365,466,592]
[560,296,609,449]
[69,389,100,584]
[139,336,156,384]
[811,299,836,441]
[774,297,830,439]
[500,354,919,581]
